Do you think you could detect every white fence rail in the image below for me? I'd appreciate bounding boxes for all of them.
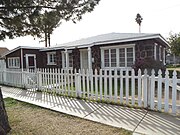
[0,68,179,115]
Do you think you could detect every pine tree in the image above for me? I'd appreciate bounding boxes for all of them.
[0,0,100,46]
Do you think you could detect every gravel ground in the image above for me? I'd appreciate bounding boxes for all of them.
[4,98,131,135]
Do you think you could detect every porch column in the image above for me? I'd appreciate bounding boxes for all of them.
[88,47,92,70]
[20,48,23,70]
[65,49,68,69]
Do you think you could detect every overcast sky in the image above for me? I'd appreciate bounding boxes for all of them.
[1,0,180,50]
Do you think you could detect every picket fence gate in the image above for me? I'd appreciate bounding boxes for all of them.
[0,68,179,115]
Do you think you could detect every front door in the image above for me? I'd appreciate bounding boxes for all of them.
[80,50,88,70]
[26,54,36,70]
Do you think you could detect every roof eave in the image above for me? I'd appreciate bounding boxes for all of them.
[2,46,43,57]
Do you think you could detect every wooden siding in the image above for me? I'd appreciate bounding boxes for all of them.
[72,48,80,69]
[40,50,63,68]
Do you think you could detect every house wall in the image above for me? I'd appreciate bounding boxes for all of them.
[40,50,63,68]
[72,48,80,69]
[5,38,166,70]
[90,39,166,70]
[92,46,101,70]
[135,40,155,60]
[6,48,42,69]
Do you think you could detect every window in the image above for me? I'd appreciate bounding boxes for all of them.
[47,52,56,65]
[8,57,20,68]
[111,49,116,67]
[69,53,73,68]
[127,48,134,67]
[119,48,125,67]
[101,45,135,68]
[104,50,109,67]
[62,51,73,68]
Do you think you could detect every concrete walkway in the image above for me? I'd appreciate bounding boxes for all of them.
[1,86,180,135]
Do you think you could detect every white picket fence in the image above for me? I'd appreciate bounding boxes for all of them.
[0,68,179,115]
[0,69,37,89]
[0,60,6,70]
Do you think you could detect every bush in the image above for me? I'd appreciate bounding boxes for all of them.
[132,58,166,75]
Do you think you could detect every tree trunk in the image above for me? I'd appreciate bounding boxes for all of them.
[45,24,47,47]
[48,32,51,47]
[0,87,11,135]
[45,31,47,47]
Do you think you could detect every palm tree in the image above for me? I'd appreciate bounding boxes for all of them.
[135,13,143,33]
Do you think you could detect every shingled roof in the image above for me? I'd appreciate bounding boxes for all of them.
[0,47,9,58]
[41,33,169,51]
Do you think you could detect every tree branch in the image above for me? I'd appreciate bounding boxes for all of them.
[0,5,56,10]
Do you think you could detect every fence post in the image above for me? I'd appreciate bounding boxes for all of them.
[24,70,28,89]
[75,72,81,98]
[147,75,151,107]
[141,69,150,108]
[21,69,24,88]
[2,68,6,85]
[172,70,177,114]
[37,69,42,91]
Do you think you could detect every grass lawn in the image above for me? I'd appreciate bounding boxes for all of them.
[4,98,132,135]
[167,67,180,78]
[167,67,180,71]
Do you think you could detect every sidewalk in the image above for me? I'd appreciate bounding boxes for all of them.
[1,86,180,135]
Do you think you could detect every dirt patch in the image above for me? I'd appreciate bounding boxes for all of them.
[4,98,131,135]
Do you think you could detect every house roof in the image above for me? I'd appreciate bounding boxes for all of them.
[0,47,9,58]
[2,46,43,57]
[41,33,170,51]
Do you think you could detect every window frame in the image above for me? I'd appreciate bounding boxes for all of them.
[8,57,20,68]
[154,43,157,60]
[159,46,162,61]
[101,44,135,69]
[62,50,73,69]
[47,52,56,65]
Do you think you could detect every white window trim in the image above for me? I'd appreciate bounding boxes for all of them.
[163,48,166,65]
[101,44,135,69]
[62,50,73,69]
[100,44,135,49]
[8,57,20,68]
[101,49,104,68]
[25,54,36,69]
[80,49,88,70]
[47,52,56,65]
[154,43,157,60]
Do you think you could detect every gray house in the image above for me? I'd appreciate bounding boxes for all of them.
[3,33,170,70]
